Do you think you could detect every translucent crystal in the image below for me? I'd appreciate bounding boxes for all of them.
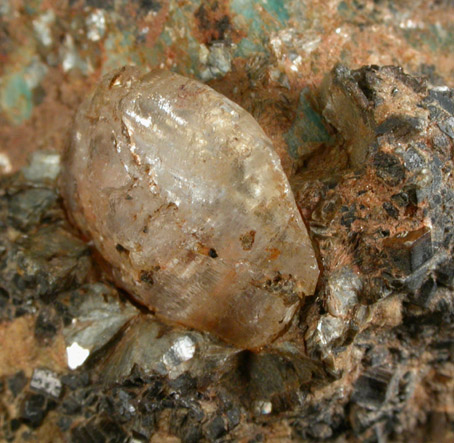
[96,316,240,382]
[61,66,319,349]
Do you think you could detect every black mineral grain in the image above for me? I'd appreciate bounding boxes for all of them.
[436,260,454,288]
[7,371,27,398]
[34,306,60,342]
[71,416,128,443]
[351,367,398,409]
[383,227,433,276]
[19,393,52,428]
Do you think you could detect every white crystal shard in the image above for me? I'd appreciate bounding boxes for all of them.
[61,66,319,349]
[30,368,62,398]
[66,342,90,370]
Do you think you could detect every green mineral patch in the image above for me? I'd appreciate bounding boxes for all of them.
[1,74,33,124]
[231,0,289,57]
[285,89,333,159]
[103,32,137,74]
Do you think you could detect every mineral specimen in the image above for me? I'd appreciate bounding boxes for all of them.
[60,66,319,349]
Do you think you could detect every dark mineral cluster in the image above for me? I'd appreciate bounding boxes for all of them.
[0,65,454,442]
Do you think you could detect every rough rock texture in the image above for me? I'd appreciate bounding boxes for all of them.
[293,65,454,379]
[60,66,319,349]
[1,64,454,442]
[298,65,454,304]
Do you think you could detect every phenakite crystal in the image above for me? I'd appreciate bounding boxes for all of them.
[61,66,319,349]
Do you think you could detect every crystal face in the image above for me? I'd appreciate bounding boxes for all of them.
[61,66,319,349]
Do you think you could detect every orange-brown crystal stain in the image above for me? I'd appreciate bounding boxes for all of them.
[266,247,281,261]
[240,230,256,251]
